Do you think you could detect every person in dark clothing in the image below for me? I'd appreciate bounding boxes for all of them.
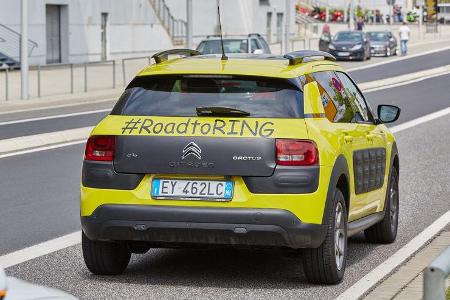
[356,17,364,30]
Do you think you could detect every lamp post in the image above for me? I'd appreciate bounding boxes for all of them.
[285,0,291,53]
[349,0,355,30]
[20,0,29,100]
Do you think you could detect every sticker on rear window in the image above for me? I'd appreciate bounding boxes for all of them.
[121,117,275,138]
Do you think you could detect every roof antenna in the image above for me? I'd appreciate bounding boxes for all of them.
[217,0,228,61]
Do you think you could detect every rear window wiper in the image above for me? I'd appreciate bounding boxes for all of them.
[196,106,250,117]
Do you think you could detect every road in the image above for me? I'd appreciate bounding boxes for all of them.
[0,49,449,299]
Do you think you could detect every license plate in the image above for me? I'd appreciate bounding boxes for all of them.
[151,179,233,201]
[337,52,350,56]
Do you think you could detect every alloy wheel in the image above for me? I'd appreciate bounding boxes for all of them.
[334,202,345,271]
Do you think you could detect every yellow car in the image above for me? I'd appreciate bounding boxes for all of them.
[80,49,400,284]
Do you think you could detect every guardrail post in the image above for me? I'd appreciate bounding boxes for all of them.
[5,69,8,101]
[37,65,41,98]
[70,64,74,94]
[423,246,450,300]
[122,59,126,87]
[84,63,87,92]
[112,60,116,89]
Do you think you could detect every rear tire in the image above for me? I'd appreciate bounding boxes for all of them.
[364,167,399,244]
[302,188,347,284]
[82,232,131,275]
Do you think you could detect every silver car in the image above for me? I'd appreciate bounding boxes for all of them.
[367,31,398,57]
[0,267,76,300]
[196,33,271,55]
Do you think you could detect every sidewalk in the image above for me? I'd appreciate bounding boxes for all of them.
[364,226,450,300]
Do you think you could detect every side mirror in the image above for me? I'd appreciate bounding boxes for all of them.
[378,105,400,123]
[253,49,264,54]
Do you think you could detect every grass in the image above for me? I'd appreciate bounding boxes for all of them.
[447,287,450,300]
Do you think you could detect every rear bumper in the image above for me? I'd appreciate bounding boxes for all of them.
[81,205,327,249]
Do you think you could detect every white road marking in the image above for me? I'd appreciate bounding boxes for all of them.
[336,210,450,300]
[0,98,116,116]
[0,109,110,126]
[346,46,450,72]
[0,140,86,159]
[390,107,450,133]
[361,69,450,93]
[0,127,92,155]
[0,231,81,269]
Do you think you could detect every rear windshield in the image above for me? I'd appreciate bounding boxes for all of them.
[197,39,249,54]
[112,75,303,118]
[334,32,363,42]
[367,32,389,41]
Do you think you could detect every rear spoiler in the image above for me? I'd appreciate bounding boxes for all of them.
[152,49,201,64]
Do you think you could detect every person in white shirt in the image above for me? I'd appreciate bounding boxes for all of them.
[399,22,411,56]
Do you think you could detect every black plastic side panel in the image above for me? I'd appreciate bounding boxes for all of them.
[322,155,350,224]
[243,166,319,194]
[82,161,144,190]
[347,211,385,237]
[353,148,386,194]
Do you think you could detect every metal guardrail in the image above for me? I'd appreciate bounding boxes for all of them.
[32,60,116,97]
[423,246,450,300]
[0,60,117,101]
[121,56,152,86]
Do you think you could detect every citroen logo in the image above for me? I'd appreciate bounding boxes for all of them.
[182,142,202,160]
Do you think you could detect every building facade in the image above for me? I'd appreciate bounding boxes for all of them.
[0,0,296,66]
[0,0,174,65]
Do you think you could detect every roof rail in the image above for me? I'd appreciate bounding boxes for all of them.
[248,33,262,38]
[152,49,202,64]
[206,34,221,39]
[284,50,336,65]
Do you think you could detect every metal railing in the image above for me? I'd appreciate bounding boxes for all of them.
[423,246,450,300]
[0,60,117,101]
[121,56,153,86]
[148,0,187,43]
[0,24,38,60]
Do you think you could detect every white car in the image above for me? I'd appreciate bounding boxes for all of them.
[0,267,76,300]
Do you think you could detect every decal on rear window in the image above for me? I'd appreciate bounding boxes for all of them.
[121,117,275,138]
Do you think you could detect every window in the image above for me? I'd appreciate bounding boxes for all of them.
[113,75,304,118]
[259,0,270,6]
[309,71,356,123]
[250,39,261,52]
[335,72,371,123]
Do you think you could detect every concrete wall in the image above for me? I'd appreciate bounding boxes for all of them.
[0,0,173,65]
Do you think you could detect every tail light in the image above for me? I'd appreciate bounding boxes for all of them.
[276,139,318,166]
[85,136,115,161]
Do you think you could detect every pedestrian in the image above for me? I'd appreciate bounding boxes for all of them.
[399,21,410,56]
[322,22,331,35]
[356,16,364,31]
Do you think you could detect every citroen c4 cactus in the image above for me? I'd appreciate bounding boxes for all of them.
[80,49,400,284]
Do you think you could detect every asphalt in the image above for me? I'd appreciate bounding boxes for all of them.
[347,49,450,83]
[0,52,450,299]
[0,47,449,140]
[4,101,450,300]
